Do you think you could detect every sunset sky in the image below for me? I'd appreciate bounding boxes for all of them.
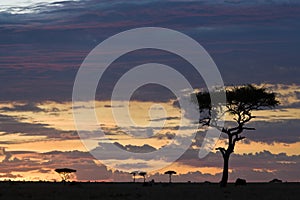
[0,0,300,182]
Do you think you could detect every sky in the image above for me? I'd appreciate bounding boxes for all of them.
[0,0,300,182]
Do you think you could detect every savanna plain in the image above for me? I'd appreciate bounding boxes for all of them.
[0,181,299,200]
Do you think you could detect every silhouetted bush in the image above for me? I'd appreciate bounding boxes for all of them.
[269,178,283,183]
[235,178,247,186]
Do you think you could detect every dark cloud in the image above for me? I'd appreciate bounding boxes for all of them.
[245,119,300,144]
[0,149,125,181]
[150,116,180,122]
[115,162,151,170]
[0,102,46,112]
[0,1,300,102]
[154,132,176,140]
[105,142,156,153]
[0,173,22,179]
[1,148,299,182]
[295,91,300,99]
[113,142,157,153]
[99,126,128,136]
[178,150,300,182]
[0,114,78,141]
[195,118,300,145]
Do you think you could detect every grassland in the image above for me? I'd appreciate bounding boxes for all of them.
[0,181,299,200]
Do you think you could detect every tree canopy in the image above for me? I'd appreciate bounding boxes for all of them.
[55,168,76,182]
[196,84,279,187]
[130,171,138,182]
[164,170,177,183]
[138,172,147,183]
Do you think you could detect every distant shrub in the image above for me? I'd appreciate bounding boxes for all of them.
[235,178,247,186]
[269,178,283,183]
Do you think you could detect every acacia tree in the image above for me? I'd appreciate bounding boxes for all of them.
[130,171,138,183]
[196,84,279,187]
[164,170,176,183]
[55,168,76,182]
[138,172,147,183]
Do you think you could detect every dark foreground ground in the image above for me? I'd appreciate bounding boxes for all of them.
[0,182,299,200]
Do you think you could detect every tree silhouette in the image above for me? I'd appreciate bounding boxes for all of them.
[164,170,176,183]
[196,84,279,187]
[138,172,147,183]
[130,171,138,183]
[55,168,76,182]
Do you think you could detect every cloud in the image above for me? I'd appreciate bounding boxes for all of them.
[0,0,81,14]
[90,142,158,161]
[154,132,176,140]
[0,102,46,112]
[150,116,180,122]
[245,119,300,144]
[0,146,299,182]
[113,142,157,153]
[5,149,133,182]
[261,84,300,108]
[177,150,300,182]
[0,0,299,182]
[295,91,300,99]
[1,1,300,102]
[115,162,151,170]
[0,114,78,141]
[0,173,23,179]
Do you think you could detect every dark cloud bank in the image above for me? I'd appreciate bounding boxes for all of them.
[0,0,300,102]
[1,148,299,182]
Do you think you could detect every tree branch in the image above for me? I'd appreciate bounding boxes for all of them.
[221,127,231,135]
[216,147,226,157]
[243,127,255,130]
[233,136,246,146]
[228,126,239,132]
[230,126,255,135]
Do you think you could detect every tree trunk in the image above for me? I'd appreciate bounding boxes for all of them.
[169,174,171,183]
[220,154,229,187]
